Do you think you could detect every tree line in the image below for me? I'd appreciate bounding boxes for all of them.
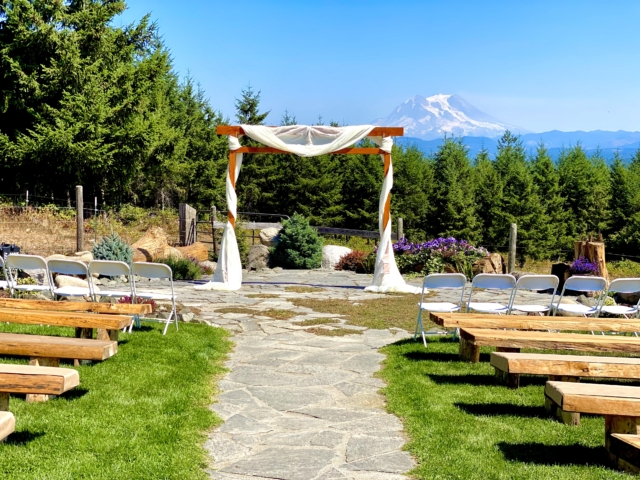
[0,1,638,260]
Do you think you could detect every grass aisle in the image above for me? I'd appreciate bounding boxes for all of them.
[0,323,231,479]
[380,338,628,479]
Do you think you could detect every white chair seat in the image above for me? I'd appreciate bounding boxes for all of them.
[14,284,51,292]
[0,280,7,289]
[468,302,509,313]
[53,286,91,296]
[511,305,550,313]
[601,305,639,316]
[98,290,132,298]
[136,292,176,301]
[555,303,598,315]
[418,302,461,312]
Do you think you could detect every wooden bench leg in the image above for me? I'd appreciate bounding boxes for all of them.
[544,393,580,425]
[460,336,480,363]
[0,392,8,411]
[494,367,520,389]
[96,328,118,341]
[496,347,521,354]
[606,415,640,468]
[74,328,94,366]
[27,357,61,403]
[549,375,580,383]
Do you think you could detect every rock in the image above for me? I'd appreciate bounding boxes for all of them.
[46,251,94,264]
[259,227,281,247]
[157,312,170,319]
[576,294,597,307]
[131,226,183,262]
[19,269,47,285]
[176,242,209,261]
[246,245,270,270]
[472,253,505,275]
[321,245,352,270]
[511,271,537,280]
[54,275,99,293]
[272,267,283,273]
[180,312,195,322]
[617,292,640,305]
[200,260,217,272]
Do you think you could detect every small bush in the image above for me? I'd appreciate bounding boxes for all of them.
[335,251,368,273]
[609,258,640,279]
[93,233,133,263]
[236,221,250,266]
[118,204,148,224]
[270,213,323,269]
[155,256,203,280]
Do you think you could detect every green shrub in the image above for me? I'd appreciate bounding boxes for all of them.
[236,221,250,266]
[156,256,204,280]
[609,258,640,279]
[118,204,148,224]
[270,213,322,269]
[335,250,368,273]
[93,233,134,263]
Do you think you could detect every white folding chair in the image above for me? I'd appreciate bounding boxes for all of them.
[88,260,133,302]
[507,275,559,316]
[551,276,608,319]
[5,254,53,297]
[131,262,177,335]
[0,257,8,290]
[47,259,93,299]
[414,273,467,347]
[466,274,516,314]
[600,278,640,319]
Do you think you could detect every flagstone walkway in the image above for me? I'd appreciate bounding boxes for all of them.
[127,269,559,479]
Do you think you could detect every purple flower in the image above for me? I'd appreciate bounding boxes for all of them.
[570,257,599,276]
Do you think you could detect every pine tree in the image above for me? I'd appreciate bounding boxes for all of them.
[530,142,568,257]
[430,137,480,242]
[608,151,632,240]
[472,146,501,245]
[235,85,270,125]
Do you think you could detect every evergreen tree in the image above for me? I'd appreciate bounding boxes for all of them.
[472,146,501,245]
[530,142,568,257]
[608,151,632,241]
[235,85,269,125]
[429,137,480,242]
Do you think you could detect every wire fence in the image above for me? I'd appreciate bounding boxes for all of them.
[0,205,179,257]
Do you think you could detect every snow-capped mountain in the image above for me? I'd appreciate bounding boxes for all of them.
[373,94,527,140]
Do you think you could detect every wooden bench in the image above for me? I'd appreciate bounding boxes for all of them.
[0,332,116,365]
[491,352,640,389]
[0,298,151,315]
[430,312,640,333]
[545,381,640,472]
[459,328,640,363]
[0,364,79,404]
[0,411,14,442]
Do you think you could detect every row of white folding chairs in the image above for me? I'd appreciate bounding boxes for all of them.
[415,273,640,346]
[0,254,177,335]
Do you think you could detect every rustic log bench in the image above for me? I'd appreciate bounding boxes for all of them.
[430,312,640,333]
[545,381,640,472]
[0,298,151,315]
[459,328,640,363]
[0,364,80,404]
[0,306,133,342]
[0,411,14,442]
[491,352,640,389]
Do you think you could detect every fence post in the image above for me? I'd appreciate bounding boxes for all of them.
[397,218,404,240]
[211,205,217,256]
[179,203,197,246]
[76,186,83,252]
[508,223,517,273]
[25,190,28,208]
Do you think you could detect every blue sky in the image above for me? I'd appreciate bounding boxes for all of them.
[117,1,640,133]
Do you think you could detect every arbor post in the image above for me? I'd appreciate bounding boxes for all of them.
[508,223,517,273]
[211,205,217,255]
[76,186,83,252]
[398,218,404,240]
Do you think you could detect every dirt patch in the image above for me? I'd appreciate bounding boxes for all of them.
[284,286,325,293]
[306,327,363,337]
[294,318,341,327]
[215,307,297,320]
[246,294,281,299]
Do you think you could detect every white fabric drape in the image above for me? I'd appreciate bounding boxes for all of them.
[196,125,419,294]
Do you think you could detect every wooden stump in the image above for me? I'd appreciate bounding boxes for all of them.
[27,357,61,403]
[96,328,119,342]
[0,392,8,411]
[460,336,480,363]
[494,367,520,389]
[606,415,640,466]
[544,394,580,425]
[575,240,609,280]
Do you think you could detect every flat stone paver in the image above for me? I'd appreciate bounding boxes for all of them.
[109,268,560,479]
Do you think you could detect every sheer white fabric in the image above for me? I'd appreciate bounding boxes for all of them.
[196,125,419,294]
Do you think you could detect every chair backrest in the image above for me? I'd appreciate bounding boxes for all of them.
[89,260,131,278]
[607,278,640,295]
[423,273,467,290]
[514,275,559,292]
[48,259,89,276]
[563,276,607,293]
[471,274,516,290]
[132,262,172,280]
[5,254,48,272]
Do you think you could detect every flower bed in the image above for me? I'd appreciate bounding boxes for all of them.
[391,237,488,279]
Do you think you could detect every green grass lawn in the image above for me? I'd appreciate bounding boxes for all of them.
[0,322,231,479]
[380,337,631,479]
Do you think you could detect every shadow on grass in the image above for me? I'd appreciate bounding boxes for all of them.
[5,430,44,445]
[403,351,491,363]
[59,387,89,401]
[429,373,496,386]
[456,402,548,418]
[497,442,609,467]
[129,325,154,333]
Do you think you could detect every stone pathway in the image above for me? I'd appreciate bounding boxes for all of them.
[117,269,561,479]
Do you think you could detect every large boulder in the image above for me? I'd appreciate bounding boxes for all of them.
[175,242,209,261]
[322,245,352,270]
[472,253,505,275]
[46,251,94,264]
[131,227,183,262]
[259,227,280,247]
[246,245,270,270]
[54,275,89,289]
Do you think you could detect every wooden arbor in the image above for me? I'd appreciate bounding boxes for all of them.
[215,126,404,229]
